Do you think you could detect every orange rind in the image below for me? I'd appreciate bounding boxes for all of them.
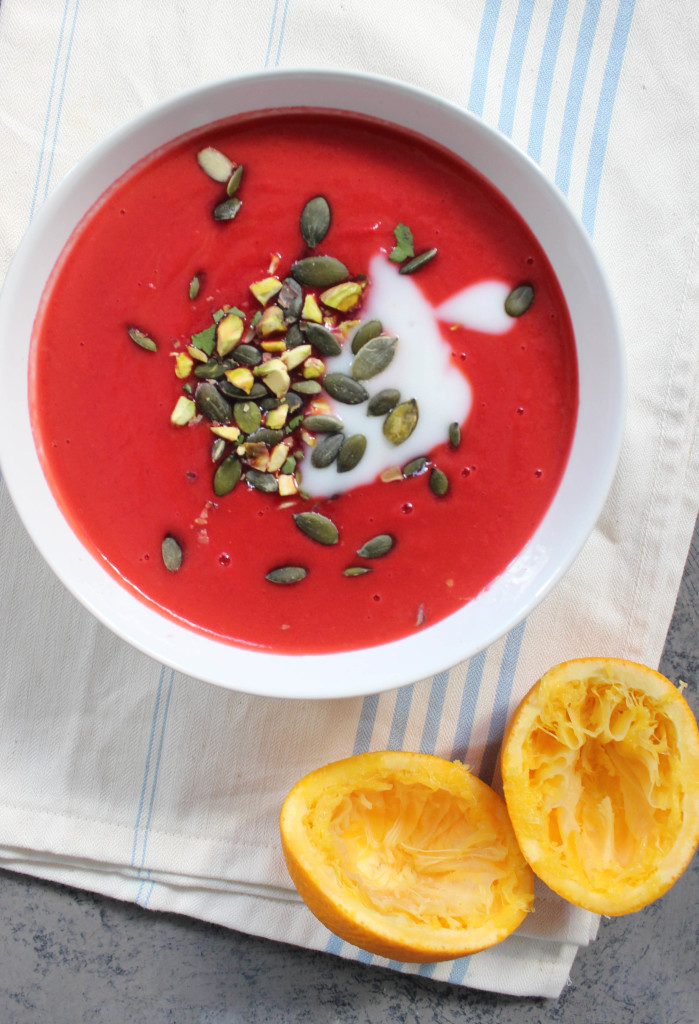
[501,657,699,915]
[280,750,533,962]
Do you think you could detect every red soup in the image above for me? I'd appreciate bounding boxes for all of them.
[30,110,578,654]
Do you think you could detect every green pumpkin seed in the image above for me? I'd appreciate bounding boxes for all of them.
[311,432,345,468]
[231,344,262,367]
[449,422,461,447]
[196,382,232,423]
[291,256,348,287]
[399,248,437,275]
[197,147,234,182]
[285,323,305,348]
[402,455,428,477]
[247,427,284,445]
[305,322,342,356]
[128,327,157,352]
[213,196,242,221]
[234,401,262,434]
[302,413,344,433]
[351,319,382,355]
[300,196,331,248]
[278,277,303,321]
[505,283,534,317]
[383,399,419,445]
[194,359,226,380]
[285,392,303,415]
[292,379,322,395]
[323,373,369,405]
[367,388,400,416]
[189,275,201,300]
[226,164,244,196]
[161,535,183,572]
[343,566,373,577]
[266,565,308,584]
[213,455,242,496]
[211,437,226,462]
[246,468,278,493]
[337,434,367,473]
[293,511,339,545]
[356,534,394,559]
[351,335,397,380]
[429,467,449,496]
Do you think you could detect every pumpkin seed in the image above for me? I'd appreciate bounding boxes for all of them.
[285,323,305,348]
[291,256,348,287]
[213,455,242,496]
[213,196,242,221]
[196,382,233,423]
[305,322,342,356]
[302,413,344,433]
[311,432,345,468]
[367,388,400,416]
[449,421,461,447]
[194,359,226,380]
[285,391,303,415]
[278,277,303,321]
[226,163,244,196]
[189,275,201,300]
[429,467,449,496]
[343,566,373,577]
[383,398,419,445]
[351,319,382,355]
[211,437,226,462]
[247,427,284,445]
[230,344,262,367]
[300,196,331,248]
[337,433,367,473]
[399,248,437,275]
[161,535,183,572]
[197,146,234,182]
[293,510,339,545]
[351,335,397,380]
[292,380,322,395]
[356,534,394,559]
[234,401,262,434]
[323,373,369,405]
[505,283,534,317]
[128,327,157,352]
[246,468,278,493]
[266,565,307,584]
[258,396,281,411]
[403,455,428,477]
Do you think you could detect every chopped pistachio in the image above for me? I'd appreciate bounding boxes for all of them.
[224,366,254,393]
[197,146,234,182]
[301,294,323,322]
[170,396,196,426]
[257,305,287,336]
[187,345,210,363]
[268,441,292,473]
[173,352,194,379]
[216,312,245,356]
[282,344,313,370]
[238,442,270,471]
[260,340,287,352]
[210,424,241,442]
[278,474,299,497]
[303,357,325,379]
[261,367,290,398]
[265,404,289,429]
[250,277,283,305]
[320,281,364,312]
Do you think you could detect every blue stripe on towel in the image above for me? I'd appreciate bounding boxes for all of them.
[468,0,503,116]
[555,0,602,196]
[498,0,536,137]
[264,0,281,67]
[41,0,80,204]
[582,0,636,234]
[479,621,526,787]
[133,668,174,903]
[28,0,71,223]
[451,648,487,762]
[353,692,380,754]
[387,684,414,750]
[419,671,450,753]
[527,1,568,163]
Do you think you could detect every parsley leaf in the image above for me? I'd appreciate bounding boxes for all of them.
[389,222,415,263]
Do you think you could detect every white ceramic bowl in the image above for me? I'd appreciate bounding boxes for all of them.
[0,69,624,699]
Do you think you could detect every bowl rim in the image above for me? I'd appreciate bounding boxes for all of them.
[0,67,625,699]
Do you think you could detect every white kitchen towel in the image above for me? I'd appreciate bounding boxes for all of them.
[0,0,697,1000]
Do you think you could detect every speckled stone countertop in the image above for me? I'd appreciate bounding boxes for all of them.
[1,518,697,1024]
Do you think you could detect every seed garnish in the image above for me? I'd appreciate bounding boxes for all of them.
[305,322,342,356]
[399,248,437,275]
[449,422,461,447]
[291,256,349,287]
[197,147,234,182]
[351,335,397,380]
[311,432,345,469]
[293,511,339,545]
[351,319,382,354]
[343,566,373,577]
[356,534,394,558]
[213,196,242,221]
[300,196,331,248]
[505,283,534,317]
[367,389,400,416]
[302,414,345,434]
[213,455,242,497]
[383,399,419,445]
[323,373,369,405]
[266,566,307,584]
[128,327,157,352]
[429,467,449,496]
[161,535,183,572]
[337,434,367,473]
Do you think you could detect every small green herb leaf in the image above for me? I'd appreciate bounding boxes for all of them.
[389,223,414,263]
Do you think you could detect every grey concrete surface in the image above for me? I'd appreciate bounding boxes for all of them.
[1,518,697,1024]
